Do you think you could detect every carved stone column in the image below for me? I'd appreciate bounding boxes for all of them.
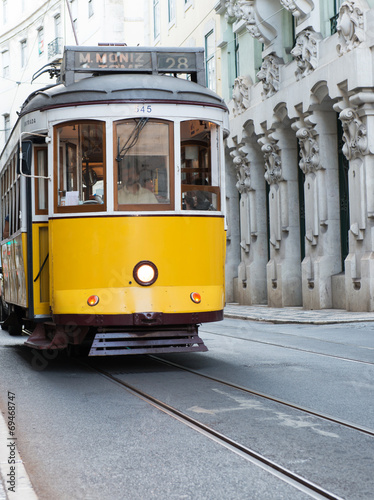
[230,134,267,305]
[292,111,342,309]
[335,99,374,311]
[258,128,302,307]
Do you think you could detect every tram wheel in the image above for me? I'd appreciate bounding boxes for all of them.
[7,311,23,336]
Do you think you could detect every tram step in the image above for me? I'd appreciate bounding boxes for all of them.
[88,331,208,356]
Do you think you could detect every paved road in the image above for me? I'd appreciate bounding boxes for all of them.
[1,308,373,499]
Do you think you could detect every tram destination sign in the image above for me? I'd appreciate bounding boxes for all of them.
[62,46,205,86]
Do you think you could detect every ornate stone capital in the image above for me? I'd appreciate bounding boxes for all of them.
[280,0,314,20]
[225,0,276,45]
[291,30,320,80]
[339,108,368,160]
[256,54,282,99]
[258,135,283,185]
[231,147,251,194]
[337,0,366,55]
[232,76,251,116]
[295,126,321,174]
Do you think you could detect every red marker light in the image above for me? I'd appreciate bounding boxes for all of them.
[190,292,201,304]
[87,295,99,306]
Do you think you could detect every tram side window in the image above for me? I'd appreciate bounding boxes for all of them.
[54,121,106,211]
[114,118,173,210]
[181,120,220,211]
[35,148,48,214]
[1,152,21,239]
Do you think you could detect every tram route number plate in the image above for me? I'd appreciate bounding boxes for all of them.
[73,50,197,72]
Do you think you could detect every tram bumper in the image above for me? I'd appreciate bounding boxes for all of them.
[88,325,208,356]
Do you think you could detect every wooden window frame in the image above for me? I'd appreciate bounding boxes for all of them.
[113,118,174,212]
[53,120,106,214]
[34,146,48,215]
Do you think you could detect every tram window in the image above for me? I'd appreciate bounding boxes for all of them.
[181,120,220,211]
[54,121,106,211]
[1,151,21,239]
[35,148,48,214]
[114,118,173,210]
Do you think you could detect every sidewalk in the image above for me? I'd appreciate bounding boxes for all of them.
[224,303,374,324]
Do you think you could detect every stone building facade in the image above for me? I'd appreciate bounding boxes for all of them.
[216,0,374,311]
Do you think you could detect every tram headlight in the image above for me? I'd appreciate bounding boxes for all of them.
[133,261,158,286]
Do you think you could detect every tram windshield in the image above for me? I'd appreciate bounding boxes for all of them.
[181,120,220,211]
[114,118,173,210]
[54,121,105,210]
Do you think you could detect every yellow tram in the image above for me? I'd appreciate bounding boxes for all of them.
[0,46,229,355]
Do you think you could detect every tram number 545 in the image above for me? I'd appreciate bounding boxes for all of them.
[136,105,152,113]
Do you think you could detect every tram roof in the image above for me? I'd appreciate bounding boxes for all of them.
[19,73,228,116]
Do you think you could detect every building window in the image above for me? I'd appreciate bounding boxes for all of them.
[2,49,9,78]
[4,114,10,142]
[3,0,7,24]
[54,14,61,38]
[205,30,216,92]
[234,33,239,78]
[153,0,160,39]
[20,40,27,68]
[168,0,175,24]
[331,0,343,33]
[88,0,94,18]
[38,28,44,56]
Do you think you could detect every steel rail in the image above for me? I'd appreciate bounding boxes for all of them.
[81,361,343,500]
[149,355,374,438]
[199,330,374,366]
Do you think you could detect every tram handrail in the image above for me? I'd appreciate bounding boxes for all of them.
[19,131,51,180]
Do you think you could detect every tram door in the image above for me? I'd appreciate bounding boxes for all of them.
[33,147,50,315]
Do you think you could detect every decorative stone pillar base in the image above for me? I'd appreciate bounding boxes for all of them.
[267,258,302,307]
[345,251,374,311]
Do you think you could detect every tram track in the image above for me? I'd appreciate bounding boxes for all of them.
[81,359,344,500]
[201,329,374,366]
[149,355,374,438]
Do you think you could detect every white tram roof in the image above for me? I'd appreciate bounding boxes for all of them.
[19,74,228,117]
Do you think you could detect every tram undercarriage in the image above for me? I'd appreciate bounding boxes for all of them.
[22,322,208,356]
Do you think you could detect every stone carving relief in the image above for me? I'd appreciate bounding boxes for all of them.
[224,0,276,45]
[231,146,252,252]
[337,0,366,55]
[339,107,368,160]
[280,0,314,20]
[232,149,251,194]
[295,126,321,174]
[232,76,252,116]
[258,134,284,250]
[291,30,320,80]
[256,54,282,99]
[259,137,282,185]
[293,122,326,246]
[339,107,368,240]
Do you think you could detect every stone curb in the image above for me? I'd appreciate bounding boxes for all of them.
[224,305,374,325]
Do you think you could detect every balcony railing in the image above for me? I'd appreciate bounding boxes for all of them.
[48,37,63,60]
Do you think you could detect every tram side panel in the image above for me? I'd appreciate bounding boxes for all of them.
[49,215,225,324]
[1,234,27,308]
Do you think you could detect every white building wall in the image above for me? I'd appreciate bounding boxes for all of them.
[0,0,146,151]
[219,0,374,312]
